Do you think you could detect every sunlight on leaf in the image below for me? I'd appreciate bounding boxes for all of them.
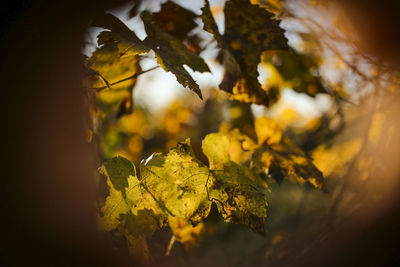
[255,116,283,145]
[202,133,269,234]
[251,116,324,188]
[93,11,210,99]
[140,139,212,223]
[201,0,288,106]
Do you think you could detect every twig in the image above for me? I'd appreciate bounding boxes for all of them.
[93,66,159,92]
[165,235,176,256]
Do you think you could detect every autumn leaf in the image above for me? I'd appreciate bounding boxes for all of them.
[89,41,139,91]
[150,1,205,53]
[93,12,149,54]
[98,126,323,259]
[251,117,324,188]
[263,51,325,96]
[150,1,198,41]
[254,116,283,145]
[98,156,165,261]
[201,0,289,106]
[98,156,141,231]
[142,12,210,99]
[93,12,210,99]
[202,133,269,234]
[140,139,212,224]
[223,128,258,164]
[168,217,205,249]
[83,55,110,88]
[128,0,145,17]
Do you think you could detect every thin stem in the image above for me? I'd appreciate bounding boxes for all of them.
[94,66,159,92]
[165,235,176,256]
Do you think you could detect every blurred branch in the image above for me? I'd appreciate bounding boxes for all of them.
[328,84,381,227]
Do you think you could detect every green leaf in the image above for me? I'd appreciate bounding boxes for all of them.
[201,0,288,106]
[202,133,269,234]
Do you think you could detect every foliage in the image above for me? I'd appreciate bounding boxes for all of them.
[85,0,327,260]
[93,10,210,99]
[97,115,324,259]
[201,0,288,106]
[83,0,400,263]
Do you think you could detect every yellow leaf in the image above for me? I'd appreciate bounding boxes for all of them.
[255,116,283,145]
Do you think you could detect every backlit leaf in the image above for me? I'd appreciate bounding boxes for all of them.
[251,117,324,188]
[142,13,211,99]
[224,128,258,164]
[140,139,212,224]
[151,1,198,41]
[202,133,269,234]
[89,42,139,91]
[151,1,204,53]
[98,156,165,261]
[98,156,141,231]
[254,116,283,145]
[201,0,289,106]
[93,12,149,54]
[93,12,210,99]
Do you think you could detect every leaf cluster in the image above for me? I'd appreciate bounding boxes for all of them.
[98,117,323,258]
